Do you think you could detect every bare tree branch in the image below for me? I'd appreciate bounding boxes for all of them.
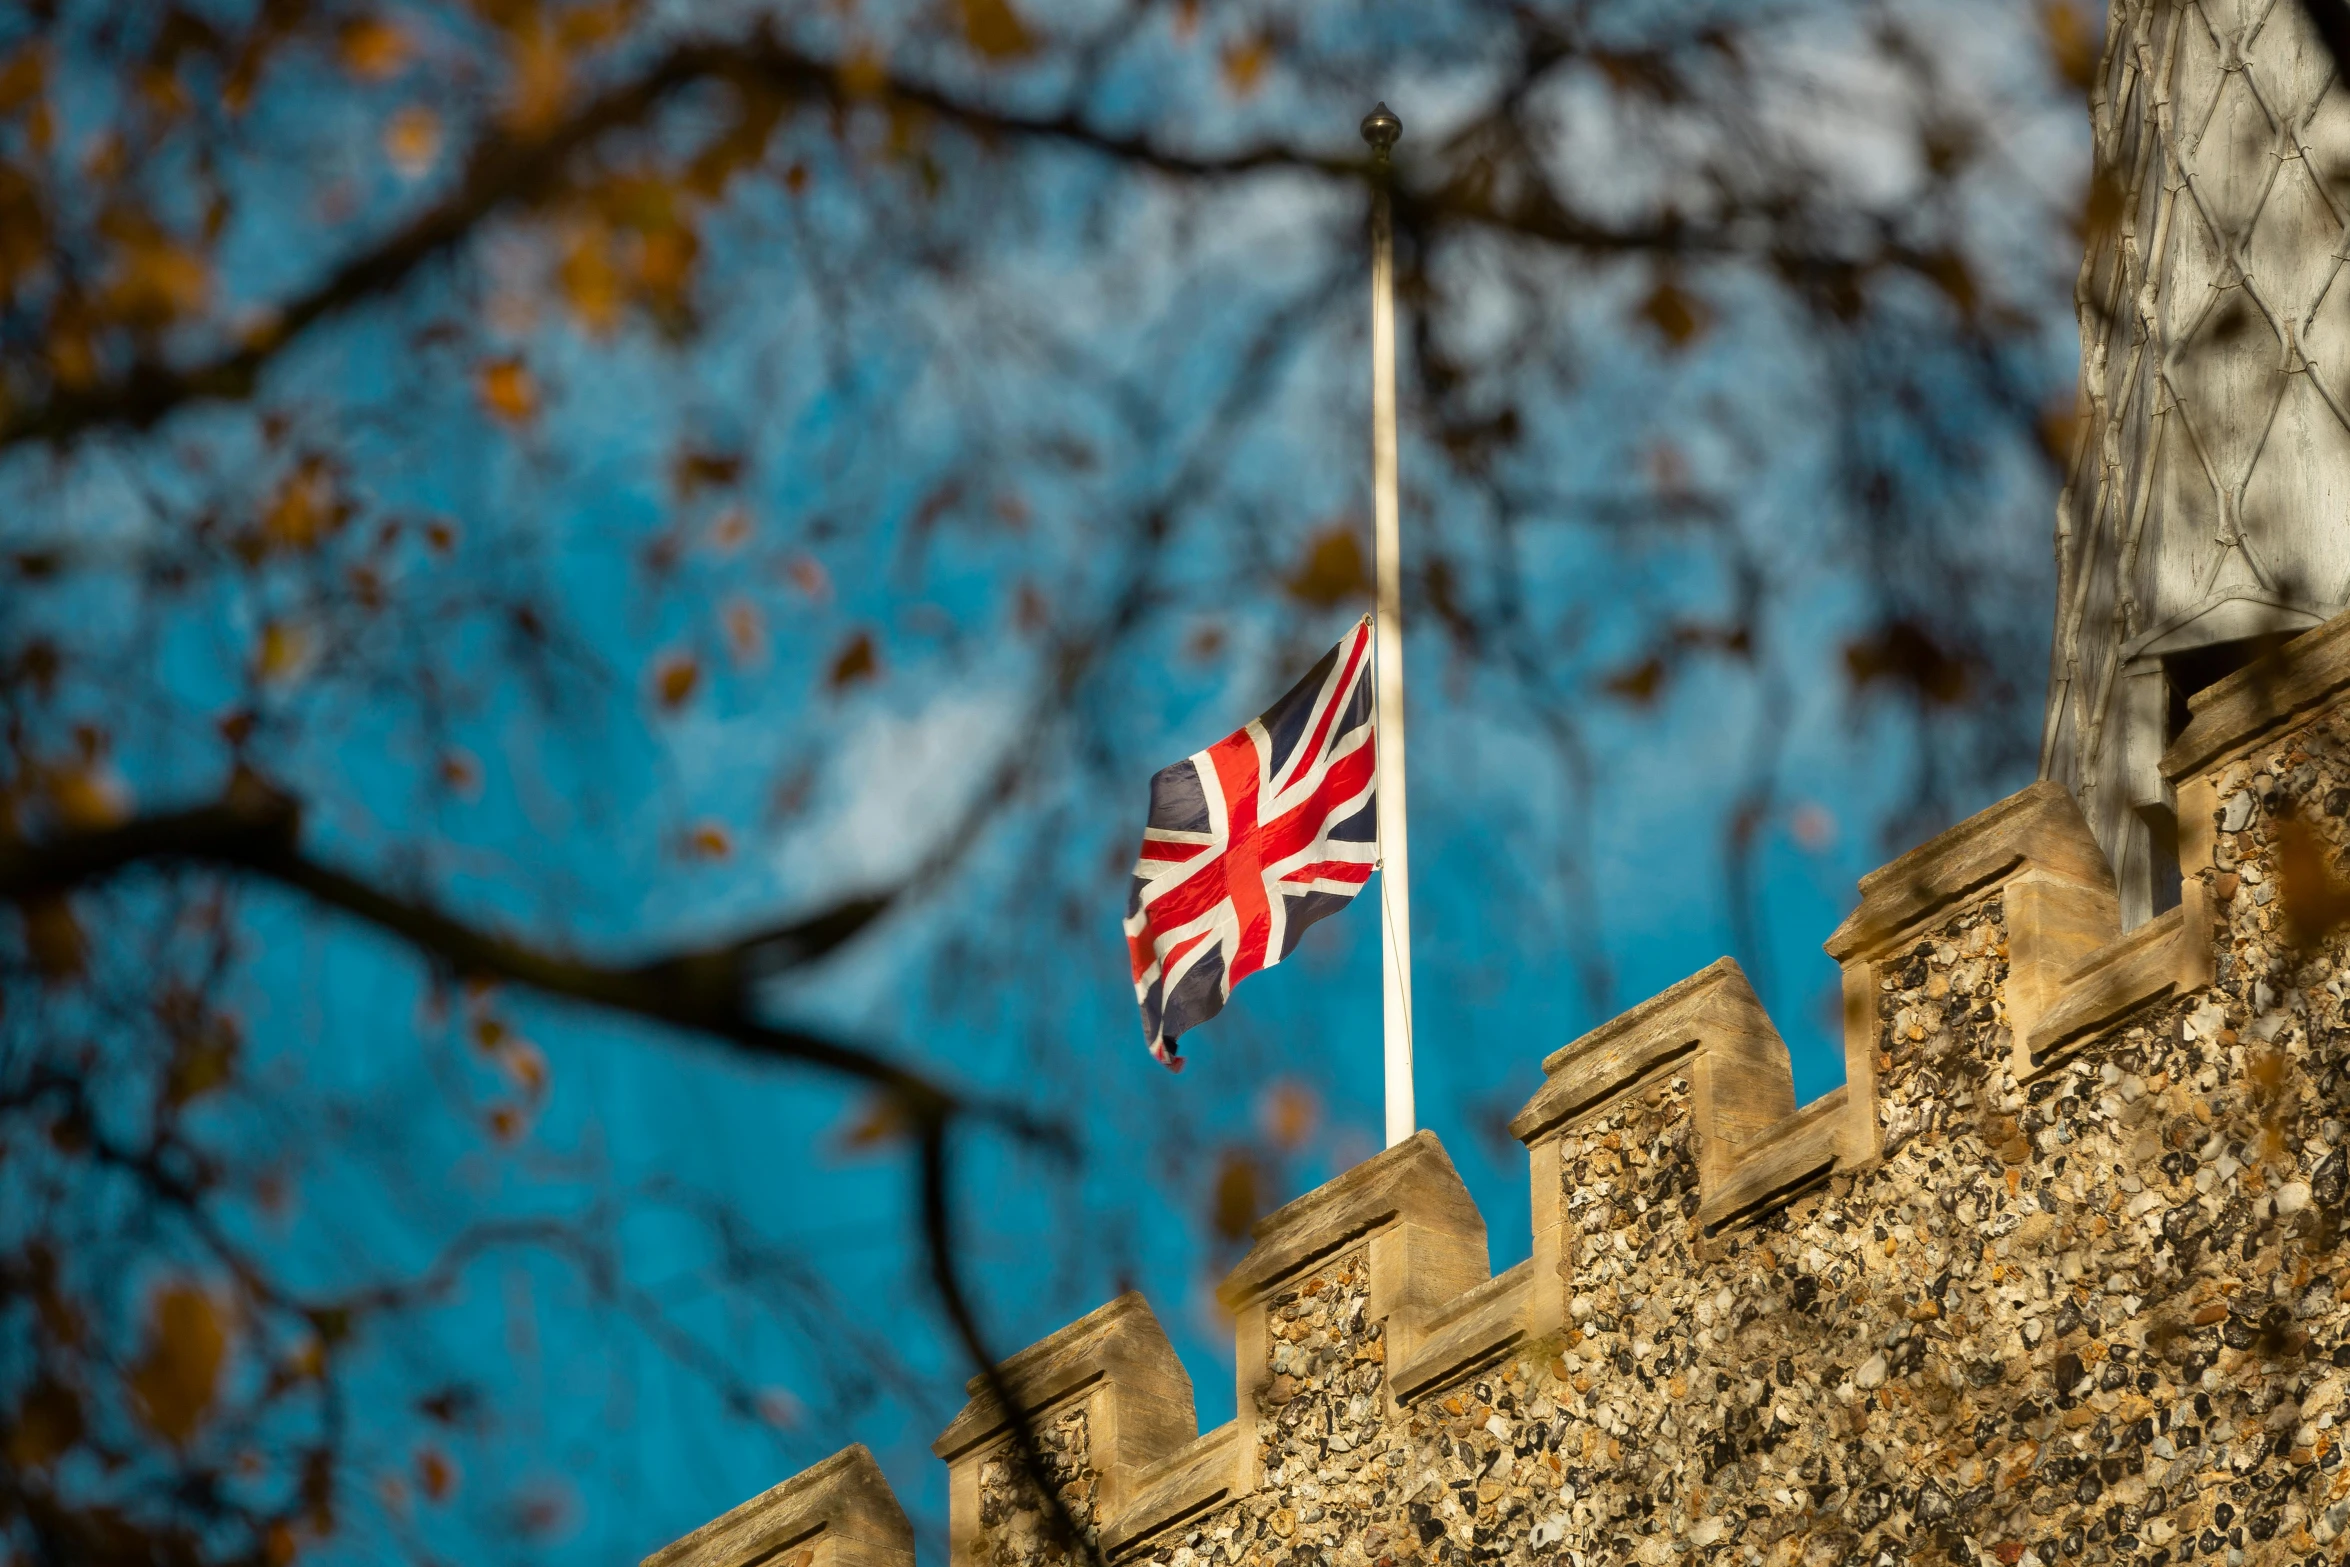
[0,775,969,1111]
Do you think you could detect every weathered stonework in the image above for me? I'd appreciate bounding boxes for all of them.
[649,616,2350,1567]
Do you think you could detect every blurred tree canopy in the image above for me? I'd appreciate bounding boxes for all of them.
[0,0,2092,1562]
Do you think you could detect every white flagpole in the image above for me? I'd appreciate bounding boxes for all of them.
[1363,103,1415,1150]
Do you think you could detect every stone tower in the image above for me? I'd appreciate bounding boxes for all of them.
[2043,0,2350,926]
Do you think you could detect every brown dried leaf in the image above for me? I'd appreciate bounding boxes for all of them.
[672,446,745,498]
[1209,1148,1264,1243]
[1285,526,1368,610]
[653,653,701,710]
[166,1011,240,1107]
[2037,399,2080,467]
[5,1380,82,1470]
[1843,620,1971,706]
[839,1092,913,1149]
[2041,1,2098,91]
[1602,656,1666,705]
[826,629,878,691]
[384,105,441,178]
[958,0,1034,57]
[20,895,87,982]
[416,1445,457,1502]
[129,1285,227,1447]
[505,17,569,132]
[339,17,410,80]
[1638,278,1709,349]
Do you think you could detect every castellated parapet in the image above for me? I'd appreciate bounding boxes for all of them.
[651,612,2350,1567]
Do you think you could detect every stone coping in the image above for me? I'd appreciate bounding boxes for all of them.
[640,1444,910,1567]
[1388,1257,1533,1402]
[1216,1130,1483,1310]
[931,1291,1190,1462]
[1693,1085,1847,1238]
[1510,957,1748,1144]
[1823,781,2111,962]
[2162,604,2350,780]
[2021,882,2214,1069]
[1100,1422,1240,1559]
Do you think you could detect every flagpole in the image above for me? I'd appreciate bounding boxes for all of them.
[1363,103,1415,1150]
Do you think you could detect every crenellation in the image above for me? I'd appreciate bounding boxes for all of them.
[1827,780,2121,1172]
[935,1292,1198,1567]
[648,617,2350,1567]
[639,1444,912,1567]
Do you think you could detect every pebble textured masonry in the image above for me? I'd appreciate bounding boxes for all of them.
[975,1409,1095,1567]
[1875,905,2009,1163]
[643,621,2350,1567]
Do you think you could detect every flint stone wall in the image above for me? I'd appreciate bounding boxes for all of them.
[650,613,2350,1567]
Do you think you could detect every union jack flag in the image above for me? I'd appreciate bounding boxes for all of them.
[1125,620,1378,1069]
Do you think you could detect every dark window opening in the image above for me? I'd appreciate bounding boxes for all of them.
[2162,633,2300,745]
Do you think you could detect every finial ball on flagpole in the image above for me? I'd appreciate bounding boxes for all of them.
[1360,102,1401,156]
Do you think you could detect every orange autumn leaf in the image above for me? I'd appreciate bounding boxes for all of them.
[262,457,340,552]
[47,762,128,829]
[505,18,569,133]
[500,1038,549,1096]
[258,621,310,683]
[636,226,698,307]
[438,748,483,799]
[107,236,210,327]
[826,630,878,691]
[2041,1,2097,90]
[838,46,889,98]
[129,1284,227,1447]
[339,17,410,80]
[1257,1079,1320,1153]
[487,1105,524,1142]
[477,358,538,422]
[558,226,622,335]
[383,105,441,178]
[1221,37,1270,96]
[959,0,1034,57]
[653,652,701,710]
[685,821,733,860]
